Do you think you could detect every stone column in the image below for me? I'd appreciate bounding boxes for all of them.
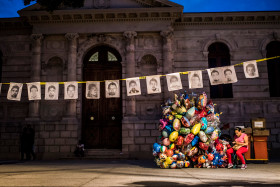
[123,31,137,116]
[65,33,79,117]
[160,27,174,99]
[29,34,43,118]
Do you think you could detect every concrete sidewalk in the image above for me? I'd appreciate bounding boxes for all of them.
[0,160,279,186]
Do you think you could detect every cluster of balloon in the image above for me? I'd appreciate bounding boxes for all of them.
[153,92,230,169]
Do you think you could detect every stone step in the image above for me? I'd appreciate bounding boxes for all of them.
[86,149,123,156]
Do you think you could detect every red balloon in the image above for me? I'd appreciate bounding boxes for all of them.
[208,153,214,161]
[166,149,174,157]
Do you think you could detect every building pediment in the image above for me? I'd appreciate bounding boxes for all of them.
[19,0,182,11]
[18,0,183,24]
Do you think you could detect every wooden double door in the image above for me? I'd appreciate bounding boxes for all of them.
[82,46,122,149]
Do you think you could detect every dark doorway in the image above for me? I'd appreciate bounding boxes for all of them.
[208,42,233,98]
[266,41,280,97]
[82,45,122,149]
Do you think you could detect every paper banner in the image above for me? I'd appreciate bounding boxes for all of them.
[221,66,238,84]
[27,82,41,100]
[188,71,203,89]
[243,60,259,78]
[105,80,120,98]
[166,73,183,91]
[45,82,59,100]
[64,82,78,100]
[207,68,224,85]
[86,81,100,99]
[7,83,23,101]
[126,77,141,96]
[146,75,161,94]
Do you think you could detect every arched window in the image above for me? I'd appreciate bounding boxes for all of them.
[208,42,233,98]
[266,41,280,97]
[47,57,63,82]
[0,51,2,83]
[140,54,157,76]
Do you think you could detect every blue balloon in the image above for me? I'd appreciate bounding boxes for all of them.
[191,136,200,146]
[153,143,161,153]
[205,126,214,134]
[201,117,208,130]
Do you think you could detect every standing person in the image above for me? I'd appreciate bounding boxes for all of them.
[227,127,248,169]
[25,125,35,160]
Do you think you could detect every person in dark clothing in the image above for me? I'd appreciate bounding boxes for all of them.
[74,140,85,157]
[20,126,28,161]
[25,125,35,160]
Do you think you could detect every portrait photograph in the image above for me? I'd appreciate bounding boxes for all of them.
[207,68,224,85]
[166,73,183,91]
[243,60,259,78]
[188,71,203,89]
[7,82,23,101]
[64,82,78,100]
[45,82,59,100]
[221,66,238,84]
[105,80,120,98]
[126,77,141,96]
[146,75,161,94]
[86,81,100,99]
[27,82,41,100]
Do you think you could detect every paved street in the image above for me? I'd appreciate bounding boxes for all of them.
[0,160,280,186]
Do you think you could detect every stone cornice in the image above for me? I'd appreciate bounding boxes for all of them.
[18,7,182,24]
[174,11,280,26]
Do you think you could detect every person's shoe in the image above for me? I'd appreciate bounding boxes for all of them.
[241,164,247,169]
[227,163,233,169]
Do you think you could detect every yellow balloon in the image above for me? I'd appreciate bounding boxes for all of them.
[191,123,201,135]
[173,118,181,131]
[169,131,179,142]
[166,157,174,165]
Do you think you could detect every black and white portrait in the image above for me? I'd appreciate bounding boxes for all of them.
[45,82,59,100]
[188,71,203,89]
[222,66,238,84]
[7,83,23,101]
[126,78,141,96]
[105,80,120,98]
[207,68,224,85]
[27,82,41,100]
[86,81,100,99]
[64,82,78,100]
[166,73,183,91]
[146,75,161,94]
[243,60,259,78]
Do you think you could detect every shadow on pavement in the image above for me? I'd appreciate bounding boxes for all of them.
[127,181,280,187]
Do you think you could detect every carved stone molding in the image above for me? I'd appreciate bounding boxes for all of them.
[97,34,107,43]
[65,33,79,40]
[93,0,110,9]
[123,31,137,42]
[123,31,137,53]
[160,26,174,40]
[30,34,44,41]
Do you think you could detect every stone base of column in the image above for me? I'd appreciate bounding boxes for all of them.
[25,117,40,122]
[123,115,139,121]
[62,117,79,124]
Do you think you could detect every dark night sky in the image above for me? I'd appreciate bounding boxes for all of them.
[0,0,280,18]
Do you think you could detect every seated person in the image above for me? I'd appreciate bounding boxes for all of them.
[226,127,248,169]
[74,140,85,157]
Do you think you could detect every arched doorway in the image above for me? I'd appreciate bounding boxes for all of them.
[82,45,122,149]
[208,42,233,98]
[266,41,280,97]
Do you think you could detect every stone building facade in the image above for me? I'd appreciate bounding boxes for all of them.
[0,0,279,159]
